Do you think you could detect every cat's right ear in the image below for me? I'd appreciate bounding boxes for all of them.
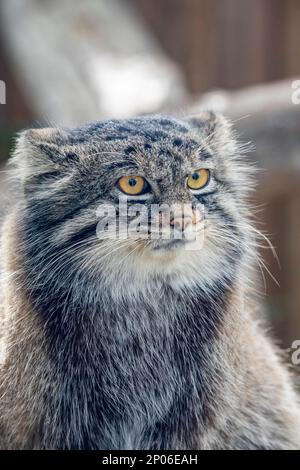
[11,127,72,186]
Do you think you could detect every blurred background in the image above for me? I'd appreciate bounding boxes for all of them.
[0,0,300,350]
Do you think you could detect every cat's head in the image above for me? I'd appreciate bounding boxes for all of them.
[12,113,254,291]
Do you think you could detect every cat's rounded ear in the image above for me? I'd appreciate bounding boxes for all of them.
[10,127,73,184]
[185,111,235,153]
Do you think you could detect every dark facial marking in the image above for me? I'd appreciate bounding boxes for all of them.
[173,138,183,147]
[65,152,80,162]
[124,146,136,155]
[105,135,128,141]
[200,149,213,159]
[117,125,132,133]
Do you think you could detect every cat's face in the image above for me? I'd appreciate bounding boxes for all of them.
[13,113,252,289]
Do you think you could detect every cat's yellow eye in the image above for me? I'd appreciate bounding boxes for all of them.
[187,169,210,190]
[118,175,147,195]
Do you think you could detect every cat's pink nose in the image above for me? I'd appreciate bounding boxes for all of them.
[170,216,192,231]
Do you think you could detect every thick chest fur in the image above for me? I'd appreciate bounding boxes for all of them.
[37,286,224,449]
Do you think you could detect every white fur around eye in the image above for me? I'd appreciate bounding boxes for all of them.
[188,175,216,195]
[117,192,152,202]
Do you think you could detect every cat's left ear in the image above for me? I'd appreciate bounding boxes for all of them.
[185,111,236,153]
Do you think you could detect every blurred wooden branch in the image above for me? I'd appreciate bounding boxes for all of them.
[191,79,300,173]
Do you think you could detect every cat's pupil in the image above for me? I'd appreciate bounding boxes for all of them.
[128,178,137,187]
[192,172,200,180]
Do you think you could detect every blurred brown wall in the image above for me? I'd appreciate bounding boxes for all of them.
[135,0,300,93]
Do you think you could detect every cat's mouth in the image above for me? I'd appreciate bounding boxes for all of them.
[151,239,187,251]
[121,223,205,254]
[145,227,205,253]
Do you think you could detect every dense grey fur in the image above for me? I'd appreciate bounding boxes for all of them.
[0,113,300,449]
